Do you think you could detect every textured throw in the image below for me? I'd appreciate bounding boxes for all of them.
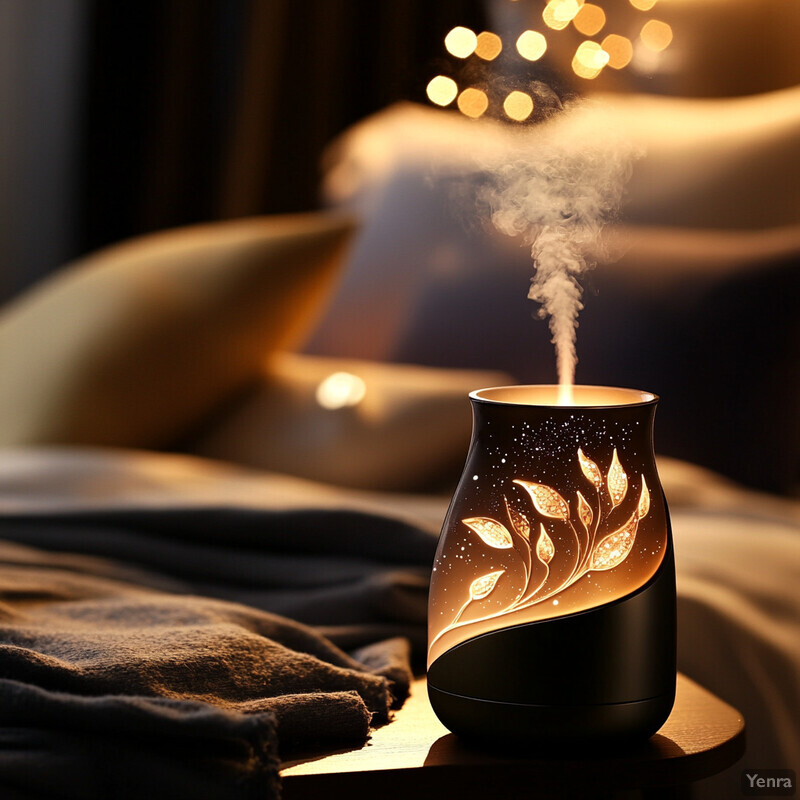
[0,501,438,800]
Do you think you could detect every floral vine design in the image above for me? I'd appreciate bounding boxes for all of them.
[431,447,651,647]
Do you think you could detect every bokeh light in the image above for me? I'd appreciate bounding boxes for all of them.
[316,372,367,410]
[429,1,675,119]
[503,90,534,121]
[516,29,548,61]
[426,75,458,106]
[457,87,489,119]
[572,40,609,79]
[640,19,673,52]
[444,26,478,59]
[601,34,633,69]
[573,3,606,36]
[543,0,583,31]
[475,31,503,61]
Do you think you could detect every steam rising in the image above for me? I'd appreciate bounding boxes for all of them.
[473,98,639,402]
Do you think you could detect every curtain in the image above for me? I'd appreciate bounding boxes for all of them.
[76,0,486,259]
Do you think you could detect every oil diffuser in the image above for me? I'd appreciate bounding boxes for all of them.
[427,385,676,746]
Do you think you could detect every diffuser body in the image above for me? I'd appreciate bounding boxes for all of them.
[427,386,676,746]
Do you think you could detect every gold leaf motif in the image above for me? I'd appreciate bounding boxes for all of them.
[578,448,603,488]
[469,570,505,600]
[577,491,593,528]
[589,512,638,571]
[606,449,628,509]
[536,523,554,564]
[638,476,650,518]
[462,517,514,549]
[505,498,531,540]
[513,480,570,520]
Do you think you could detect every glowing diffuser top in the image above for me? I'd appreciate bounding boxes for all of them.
[428,385,668,667]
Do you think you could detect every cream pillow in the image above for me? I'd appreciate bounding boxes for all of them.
[0,213,355,447]
[190,352,510,492]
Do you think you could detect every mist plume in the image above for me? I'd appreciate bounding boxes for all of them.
[473,99,639,402]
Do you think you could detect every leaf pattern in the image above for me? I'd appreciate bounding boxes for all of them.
[535,524,555,564]
[638,476,650,518]
[577,491,593,529]
[606,449,628,509]
[513,480,570,520]
[505,498,531,540]
[462,517,514,549]
[435,445,659,647]
[469,570,505,600]
[578,448,603,488]
[589,512,638,571]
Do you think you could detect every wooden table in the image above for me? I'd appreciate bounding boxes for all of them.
[281,674,745,799]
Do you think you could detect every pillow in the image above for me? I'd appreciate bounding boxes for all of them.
[188,352,511,492]
[308,104,800,493]
[0,212,356,448]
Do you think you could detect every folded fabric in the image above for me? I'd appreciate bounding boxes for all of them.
[0,678,281,800]
[0,451,441,799]
[0,505,435,656]
[0,534,423,799]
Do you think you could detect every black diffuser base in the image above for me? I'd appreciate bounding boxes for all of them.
[427,685,676,750]
[428,542,676,747]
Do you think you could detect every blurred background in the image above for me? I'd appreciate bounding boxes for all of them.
[5,0,800,304]
[0,0,488,304]
[2,0,799,493]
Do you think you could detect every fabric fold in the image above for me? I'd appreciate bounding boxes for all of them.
[0,678,281,800]
[0,501,436,799]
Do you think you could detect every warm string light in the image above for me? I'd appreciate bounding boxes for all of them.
[426,0,674,122]
[516,29,548,61]
[475,31,503,61]
[573,3,606,37]
[504,90,534,121]
[457,88,489,119]
[639,18,673,52]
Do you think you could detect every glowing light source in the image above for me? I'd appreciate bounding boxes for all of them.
[426,75,458,107]
[457,87,489,119]
[516,29,548,61]
[602,34,633,69]
[444,26,478,59]
[427,1,676,121]
[571,40,610,79]
[640,19,673,52]
[431,443,656,650]
[543,0,583,31]
[503,90,534,122]
[315,372,367,409]
[427,387,675,747]
[475,31,503,61]
[573,3,606,36]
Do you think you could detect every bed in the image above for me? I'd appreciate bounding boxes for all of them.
[0,92,798,799]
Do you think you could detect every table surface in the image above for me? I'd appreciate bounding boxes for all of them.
[281,673,745,799]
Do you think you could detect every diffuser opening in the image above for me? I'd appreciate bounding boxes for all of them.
[471,385,657,408]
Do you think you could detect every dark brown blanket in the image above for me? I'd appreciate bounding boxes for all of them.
[0,502,438,800]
